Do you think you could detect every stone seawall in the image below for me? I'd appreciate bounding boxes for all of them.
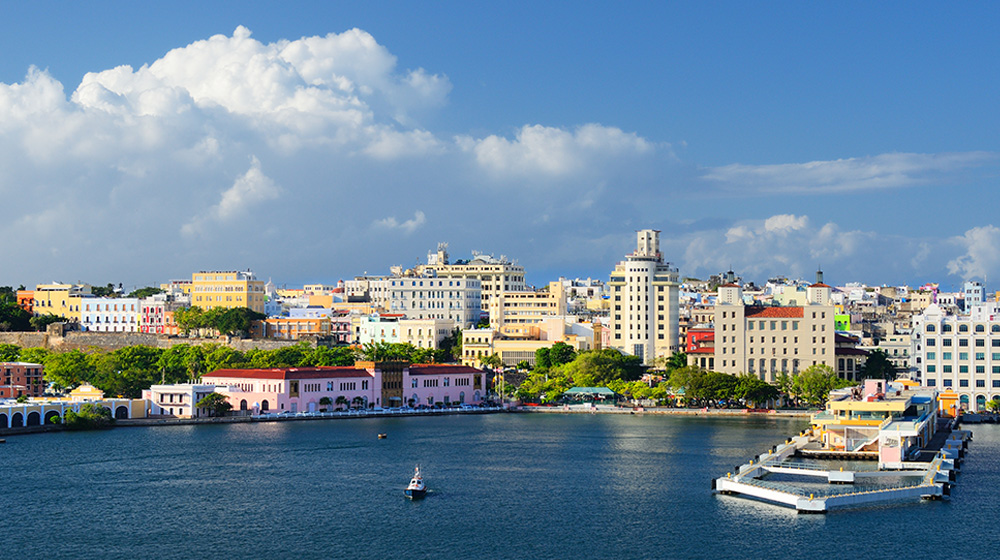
[0,330,315,352]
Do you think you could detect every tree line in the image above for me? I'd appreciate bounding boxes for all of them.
[509,346,855,408]
[0,340,463,399]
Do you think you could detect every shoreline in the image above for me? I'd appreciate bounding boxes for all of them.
[0,405,815,437]
[516,405,814,418]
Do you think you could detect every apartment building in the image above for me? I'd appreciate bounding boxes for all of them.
[0,362,44,399]
[912,303,1000,412]
[29,283,91,320]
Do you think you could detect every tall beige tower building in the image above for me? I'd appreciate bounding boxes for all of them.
[609,230,680,364]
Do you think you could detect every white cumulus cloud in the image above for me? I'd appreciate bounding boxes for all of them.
[372,211,426,234]
[458,123,656,179]
[947,226,1000,280]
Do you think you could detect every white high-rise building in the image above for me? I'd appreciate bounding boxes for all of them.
[608,230,680,364]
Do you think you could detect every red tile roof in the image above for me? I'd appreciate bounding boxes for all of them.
[810,283,831,288]
[745,307,804,318]
[205,366,372,380]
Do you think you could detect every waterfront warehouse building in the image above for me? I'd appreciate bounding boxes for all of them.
[608,229,680,365]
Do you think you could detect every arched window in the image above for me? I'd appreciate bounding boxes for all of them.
[959,324,969,333]
[926,324,936,333]
[942,324,952,333]
[975,325,985,333]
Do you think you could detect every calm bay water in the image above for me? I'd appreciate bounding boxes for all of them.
[3,413,998,559]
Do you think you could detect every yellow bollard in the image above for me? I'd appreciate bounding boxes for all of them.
[840,467,843,472]
[810,493,814,500]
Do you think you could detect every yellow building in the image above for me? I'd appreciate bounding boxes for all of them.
[31,283,91,320]
[190,271,265,313]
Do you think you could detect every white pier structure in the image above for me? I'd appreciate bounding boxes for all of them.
[713,430,967,513]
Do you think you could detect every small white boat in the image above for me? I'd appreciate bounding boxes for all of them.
[404,466,426,499]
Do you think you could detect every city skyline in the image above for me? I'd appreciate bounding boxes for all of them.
[1,3,998,290]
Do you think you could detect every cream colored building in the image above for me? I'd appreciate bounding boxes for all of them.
[714,282,836,381]
[461,318,594,368]
[608,230,680,364]
[190,270,266,313]
[489,282,567,329]
[406,243,526,311]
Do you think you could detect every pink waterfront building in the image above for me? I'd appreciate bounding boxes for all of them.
[203,366,380,414]
[200,363,490,414]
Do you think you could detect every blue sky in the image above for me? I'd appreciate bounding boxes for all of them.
[1,2,998,291]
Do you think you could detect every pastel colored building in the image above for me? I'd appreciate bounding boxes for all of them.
[142,384,222,417]
[200,362,489,413]
[0,382,145,428]
[80,297,141,332]
[0,362,44,399]
[203,366,382,414]
[30,283,91,320]
[139,293,187,335]
[191,270,266,313]
[16,290,33,314]
[811,379,938,468]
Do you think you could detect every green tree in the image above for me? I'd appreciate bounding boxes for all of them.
[734,373,779,408]
[859,349,898,380]
[0,343,20,361]
[216,307,265,337]
[0,288,32,331]
[63,403,113,430]
[481,353,503,370]
[439,328,462,362]
[18,347,50,364]
[156,345,195,384]
[44,349,92,391]
[319,396,333,411]
[793,364,853,407]
[302,345,356,367]
[90,283,118,297]
[30,314,64,331]
[534,347,552,370]
[549,342,576,366]
[127,287,165,299]
[197,392,233,417]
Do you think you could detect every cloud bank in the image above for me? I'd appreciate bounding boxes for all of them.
[0,26,996,289]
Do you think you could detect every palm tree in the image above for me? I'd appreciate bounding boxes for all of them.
[335,395,348,411]
[319,396,332,412]
[351,396,364,410]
